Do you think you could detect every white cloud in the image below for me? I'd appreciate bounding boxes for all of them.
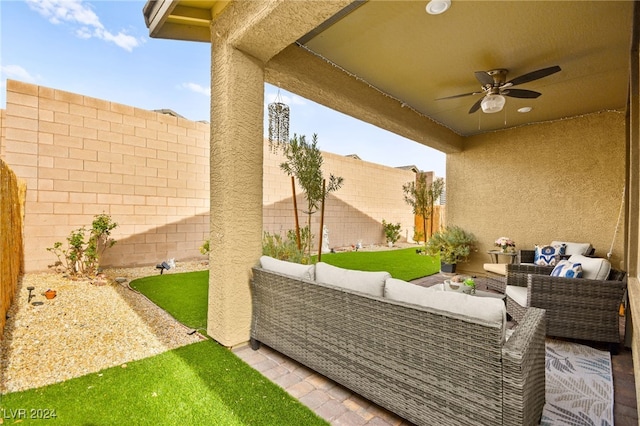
[180,82,211,97]
[266,92,306,106]
[1,65,40,83]
[26,0,142,52]
[94,27,141,52]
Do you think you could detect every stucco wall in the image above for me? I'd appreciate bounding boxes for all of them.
[1,80,419,272]
[447,111,626,274]
[263,146,416,249]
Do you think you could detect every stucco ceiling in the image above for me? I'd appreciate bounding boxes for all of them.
[144,0,634,137]
[299,0,634,136]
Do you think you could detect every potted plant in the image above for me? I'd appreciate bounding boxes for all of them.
[425,226,477,273]
[382,219,402,247]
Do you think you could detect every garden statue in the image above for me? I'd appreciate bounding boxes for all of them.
[322,226,330,253]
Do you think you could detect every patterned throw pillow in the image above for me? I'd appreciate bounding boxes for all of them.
[550,260,583,278]
[534,244,566,266]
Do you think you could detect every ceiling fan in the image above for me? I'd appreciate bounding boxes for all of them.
[437,65,561,114]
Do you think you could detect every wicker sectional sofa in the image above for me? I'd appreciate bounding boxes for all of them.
[250,256,546,426]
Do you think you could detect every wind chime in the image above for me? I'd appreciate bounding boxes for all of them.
[267,90,290,153]
[268,90,300,248]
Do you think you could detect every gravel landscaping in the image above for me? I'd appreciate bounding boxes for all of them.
[0,260,208,393]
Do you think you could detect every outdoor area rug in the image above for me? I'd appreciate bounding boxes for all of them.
[541,339,613,426]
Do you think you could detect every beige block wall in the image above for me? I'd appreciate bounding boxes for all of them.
[447,111,626,274]
[0,109,5,157]
[1,80,420,272]
[2,80,210,272]
[263,145,416,249]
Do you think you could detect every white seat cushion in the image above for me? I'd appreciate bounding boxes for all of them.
[315,262,390,297]
[260,256,315,280]
[505,285,528,307]
[483,263,507,276]
[551,241,592,256]
[567,255,611,280]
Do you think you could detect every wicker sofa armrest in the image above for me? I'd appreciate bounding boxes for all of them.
[502,307,546,426]
[527,271,627,344]
[507,263,554,287]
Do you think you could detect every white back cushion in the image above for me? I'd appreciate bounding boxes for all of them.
[551,241,592,256]
[567,254,611,280]
[315,262,390,297]
[384,278,441,304]
[385,278,505,330]
[260,256,315,281]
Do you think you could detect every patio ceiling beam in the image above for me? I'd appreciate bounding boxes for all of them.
[211,0,353,64]
[266,44,463,154]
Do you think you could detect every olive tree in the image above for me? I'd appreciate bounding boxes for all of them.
[280,134,344,257]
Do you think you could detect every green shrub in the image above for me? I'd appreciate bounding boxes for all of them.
[425,225,476,264]
[262,227,311,264]
[47,213,118,277]
[382,219,402,244]
[200,239,210,255]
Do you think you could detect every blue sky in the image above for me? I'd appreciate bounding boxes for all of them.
[0,0,446,176]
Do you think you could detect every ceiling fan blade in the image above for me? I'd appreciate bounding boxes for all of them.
[474,71,493,86]
[436,91,483,100]
[468,97,483,114]
[507,65,561,86]
[503,89,542,99]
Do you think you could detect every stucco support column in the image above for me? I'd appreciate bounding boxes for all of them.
[208,38,263,347]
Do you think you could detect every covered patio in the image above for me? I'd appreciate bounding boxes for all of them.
[143,0,640,420]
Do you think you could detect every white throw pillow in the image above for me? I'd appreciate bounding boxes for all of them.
[567,255,611,280]
[534,244,566,266]
[551,241,592,256]
[550,260,583,278]
[259,256,315,281]
[315,262,390,297]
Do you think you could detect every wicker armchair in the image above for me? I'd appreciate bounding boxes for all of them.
[506,263,627,351]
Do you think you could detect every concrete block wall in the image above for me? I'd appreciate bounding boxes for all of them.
[0,109,5,157]
[2,80,210,272]
[2,80,419,271]
[263,146,416,248]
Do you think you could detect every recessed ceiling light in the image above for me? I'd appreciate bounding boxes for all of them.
[426,0,451,15]
[517,107,532,113]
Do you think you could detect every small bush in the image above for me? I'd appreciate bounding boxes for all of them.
[200,239,210,255]
[262,227,311,264]
[382,219,402,245]
[47,213,118,277]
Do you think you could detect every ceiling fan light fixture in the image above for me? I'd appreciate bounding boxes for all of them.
[426,0,451,15]
[481,94,506,113]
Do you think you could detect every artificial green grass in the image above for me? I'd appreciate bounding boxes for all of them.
[0,339,328,426]
[128,249,437,330]
[316,247,440,281]
[130,270,208,330]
